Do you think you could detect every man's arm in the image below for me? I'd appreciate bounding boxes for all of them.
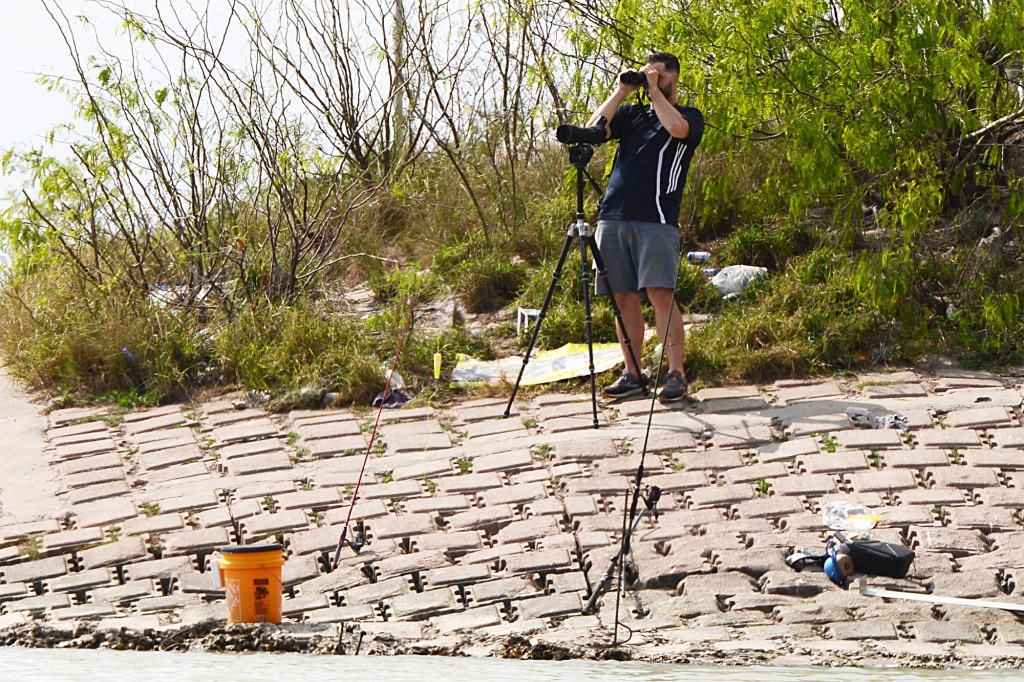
[586,74,640,140]
[643,68,690,139]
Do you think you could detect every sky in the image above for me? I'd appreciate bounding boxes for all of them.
[0,2,95,154]
[0,1,111,201]
[0,0,247,204]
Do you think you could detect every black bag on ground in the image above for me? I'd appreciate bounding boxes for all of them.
[835,532,915,579]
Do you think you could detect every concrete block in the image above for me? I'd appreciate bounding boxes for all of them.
[138,445,205,471]
[828,620,899,640]
[709,426,775,449]
[434,604,503,632]
[437,473,504,495]
[366,513,437,540]
[724,462,790,484]
[516,592,582,620]
[914,620,985,643]
[927,466,1000,489]
[468,576,542,605]
[122,556,193,580]
[240,510,311,541]
[519,494,560,516]
[446,506,516,534]
[66,482,131,505]
[946,407,1015,429]
[948,502,1019,530]
[848,469,919,493]
[760,570,834,597]
[770,473,835,493]
[908,527,990,556]
[343,576,413,605]
[54,439,119,461]
[78,536,150,569]
[42,527,106,554]
[965,449,1024,469]
[797,453,868,475]
[504,548,573,575]
[774,382,843,404]
[2,556,69,583]
[412,531,484,554]
[225,452,293,475]
[687,484,756,509]
[388,587,461,621]
[757,438,820,462]
[403,495,472,515]
[424,564,491,588]
[644,471,709,492]
[6,593,72,614]
[480,482,549,508]
[885,449,952,469]
[358,479,424,501]
[121,513,186,536]
[73,498,140,529]
[470,449,535,474]
[59,452,123,476]
[991,429,1024,449]
[47,567,114,593]
[861,383,927,399]
[374,550,451,580]
[92,580,159,604]
[161,527,231,557]
[680,572,758,598]
[493,517,561,545]
[916,428,983,449]
[836,429,905,450]
[136,594,196,614]
[896,487,968,507]
[306,435,368,457]
[307,604,377,623]
[141,489,220,514]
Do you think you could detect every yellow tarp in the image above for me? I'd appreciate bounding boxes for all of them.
[451,343,623,387]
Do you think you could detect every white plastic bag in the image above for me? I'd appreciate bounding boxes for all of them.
[821,501,879,531]
[711,265,768,299]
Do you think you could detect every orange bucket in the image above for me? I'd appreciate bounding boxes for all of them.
[217,544,286,624]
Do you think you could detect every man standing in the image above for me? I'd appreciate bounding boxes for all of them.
[588,52,704,403]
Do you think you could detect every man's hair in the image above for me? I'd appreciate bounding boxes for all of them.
[646,51,680,74]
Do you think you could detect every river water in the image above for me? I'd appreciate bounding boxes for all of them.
[0,648,1018,682]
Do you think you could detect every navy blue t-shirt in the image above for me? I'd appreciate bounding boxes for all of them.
[598,103,704,227]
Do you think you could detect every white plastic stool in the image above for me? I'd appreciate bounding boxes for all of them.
[517,307,540,335]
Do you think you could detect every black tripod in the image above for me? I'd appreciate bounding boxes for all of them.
[503,142,648,425]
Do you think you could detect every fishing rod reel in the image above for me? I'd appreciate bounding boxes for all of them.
[329,524,366,572]
[582,484,662,618]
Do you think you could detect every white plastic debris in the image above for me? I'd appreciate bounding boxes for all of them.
[711,265,768,299]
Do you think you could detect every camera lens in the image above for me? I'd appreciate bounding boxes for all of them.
[620,70,647,85]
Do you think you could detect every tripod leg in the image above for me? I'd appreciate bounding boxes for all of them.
[577,232,599,428]
[504,233,575,418]
[586,236,649,396]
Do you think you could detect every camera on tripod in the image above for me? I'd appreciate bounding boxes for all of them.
[555,115,607,146]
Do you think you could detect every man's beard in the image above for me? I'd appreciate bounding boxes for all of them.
[646,84,674,100]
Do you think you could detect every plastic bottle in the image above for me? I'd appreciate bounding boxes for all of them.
[380,358,405,389]
[686,251,711,264]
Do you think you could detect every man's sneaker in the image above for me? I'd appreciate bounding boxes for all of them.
[657,370,688,404]
[602,371,646,400]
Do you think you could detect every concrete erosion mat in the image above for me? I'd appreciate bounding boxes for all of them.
[3,365,1024,669]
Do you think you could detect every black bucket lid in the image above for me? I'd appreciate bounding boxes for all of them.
[219,543,284,554]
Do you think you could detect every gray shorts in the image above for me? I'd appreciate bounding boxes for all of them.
[594,219,680,295]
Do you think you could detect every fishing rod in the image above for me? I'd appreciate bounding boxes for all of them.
[582,249,689,646]
[331,291,419,571]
